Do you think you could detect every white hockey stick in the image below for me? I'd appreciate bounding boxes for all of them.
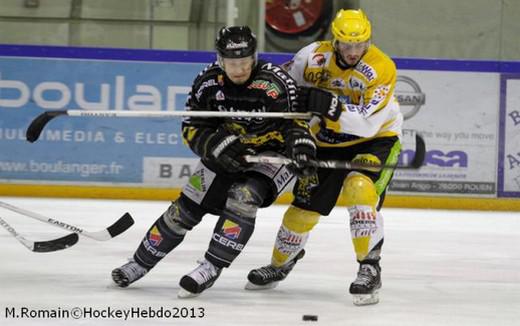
[0,215,79,252]
[0,201,134,241]
[26,109,312,143]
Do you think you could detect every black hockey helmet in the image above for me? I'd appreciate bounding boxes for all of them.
[215,26,257,59]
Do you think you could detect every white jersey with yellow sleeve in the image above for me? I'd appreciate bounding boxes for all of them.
[286,41,403,148]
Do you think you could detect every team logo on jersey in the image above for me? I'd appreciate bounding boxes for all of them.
[308,52,331,67]
[149,226,163,247]
[348,76,366,92]
[248,80,281,99]
[221,220,241,240]
[312,53,326,65]
[216,90,225,101]
[218,74,225,86]
[330,78,346,89]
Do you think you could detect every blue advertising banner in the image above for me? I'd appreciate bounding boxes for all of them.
[1,56,203,184]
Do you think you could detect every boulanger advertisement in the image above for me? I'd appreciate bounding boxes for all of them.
[0,54,198,185]
[0,45,519,199]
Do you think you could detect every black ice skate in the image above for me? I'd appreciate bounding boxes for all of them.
[245,249,305,290]
[349,263,382,306]
[111,259,149,288]
[178,259,222,298]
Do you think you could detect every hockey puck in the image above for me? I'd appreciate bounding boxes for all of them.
[302,315,318,321]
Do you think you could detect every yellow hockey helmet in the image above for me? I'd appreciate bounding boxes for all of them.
[331,9,371,43]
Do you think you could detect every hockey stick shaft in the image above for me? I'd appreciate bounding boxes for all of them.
[0,215,79,252]
[245,134,426,170]
[0,201,134,241]
[0,215,37,251]
[26,110,312,143]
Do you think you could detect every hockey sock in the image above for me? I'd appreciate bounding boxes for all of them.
[134,198,205,269]
[343,173,384,261]
[205,212,255,268]
[272,206,319,267]
[133,216,186,269]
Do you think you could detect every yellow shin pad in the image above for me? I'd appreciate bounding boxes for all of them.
[272,206,320,267]
[342,173,382,261]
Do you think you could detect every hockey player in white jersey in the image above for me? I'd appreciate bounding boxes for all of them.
[246,9,403,306]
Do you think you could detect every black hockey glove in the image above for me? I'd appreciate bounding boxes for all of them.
[285,128,318,177]
[203,129,252,174]
[296,86,342,121]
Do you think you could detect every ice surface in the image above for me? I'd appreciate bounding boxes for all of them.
[0,197,519,325]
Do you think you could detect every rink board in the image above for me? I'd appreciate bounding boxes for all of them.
[1,45,520,209]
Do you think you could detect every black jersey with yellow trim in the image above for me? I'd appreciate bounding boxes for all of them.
[182,60,307,156]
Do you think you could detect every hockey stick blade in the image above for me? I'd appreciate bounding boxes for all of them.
[245,134,426,170]
[32,233,79,253]
[106,213,135,238]
[26,109,312,143]
[26,111,67,143]
[409,134,426,168]
[0,201,135,241]
[46,212,134,241]
[0,216,79,252]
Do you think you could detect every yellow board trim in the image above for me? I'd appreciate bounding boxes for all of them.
[0,184,181,201]
[1,184,519,211]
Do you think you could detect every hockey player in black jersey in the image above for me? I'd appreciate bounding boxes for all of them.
[111,26,317,298]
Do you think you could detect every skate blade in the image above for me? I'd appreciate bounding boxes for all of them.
[244,281,279,291]
[177,288,201,299]
[352,291,379,306]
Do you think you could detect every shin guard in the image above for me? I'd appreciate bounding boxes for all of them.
[134,199,204,269]
[272,206,320,267]
[205,213,255,268]
[343,173,384,262]
[205,179,266,268]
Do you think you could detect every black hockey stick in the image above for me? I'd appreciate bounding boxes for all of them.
[0,216,79,252]
[245,134,426,170]
[0,201,134,241]
[25,110,312,143]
